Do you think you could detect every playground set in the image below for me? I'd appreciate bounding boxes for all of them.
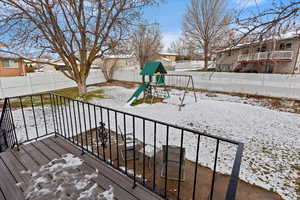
[127,61,197,108]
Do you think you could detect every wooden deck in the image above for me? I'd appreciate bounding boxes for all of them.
[0,136,162,200]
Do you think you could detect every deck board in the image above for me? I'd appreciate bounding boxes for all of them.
[21,142,50,165]
[0,136,162,200]
[0,158,24,200]
[11,145,40,171]
[0,151,29,192]
[53,136,162,200]
[0,190,5,200]
[48,137,137,200]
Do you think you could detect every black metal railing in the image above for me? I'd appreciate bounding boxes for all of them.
[0,98,18,150]
[1,93,244,200]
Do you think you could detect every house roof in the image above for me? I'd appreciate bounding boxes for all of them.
[217,31,300,53]
[104,53,134,59]
[140,61,167,76]
[159,52,178,56]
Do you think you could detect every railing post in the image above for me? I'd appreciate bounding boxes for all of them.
[7,99,18,150]
[225,143,244,200]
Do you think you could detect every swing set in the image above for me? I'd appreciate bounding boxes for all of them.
[127,61,197,107]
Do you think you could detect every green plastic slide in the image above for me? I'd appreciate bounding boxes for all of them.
[127,82,149,103]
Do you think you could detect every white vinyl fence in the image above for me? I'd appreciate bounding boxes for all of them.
[2,68,300,100]
[113,69,300,100]
[0,69,105,98]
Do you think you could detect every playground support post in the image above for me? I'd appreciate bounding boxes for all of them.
[191,76,197,102]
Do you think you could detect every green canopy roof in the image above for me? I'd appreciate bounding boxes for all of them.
[140,61,167,76]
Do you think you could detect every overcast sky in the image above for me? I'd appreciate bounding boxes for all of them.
[143,0,269,51]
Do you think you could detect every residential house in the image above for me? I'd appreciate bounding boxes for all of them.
[216,32,300,73]
[158,52,178,62]
[0,57,26,77]
[100,54,138,69]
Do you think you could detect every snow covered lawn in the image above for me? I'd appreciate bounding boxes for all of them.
[10,85,300,200]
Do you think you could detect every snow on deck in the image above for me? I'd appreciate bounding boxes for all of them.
[20,153,114,200]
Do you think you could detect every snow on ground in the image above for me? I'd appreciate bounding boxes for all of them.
[89,86,300,200]
[19,154,114,200]
[10,85,300,200]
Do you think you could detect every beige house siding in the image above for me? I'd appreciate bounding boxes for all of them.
[216,37,300,73]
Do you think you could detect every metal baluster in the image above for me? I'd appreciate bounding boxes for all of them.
[40,95,48,135]
[100,107,105,160]
[54,94,60,134]
[72,100,78,145]
[30,96,39,138]
[49,94,57,134]
[68,99,74,143]
[59,96,66,138]
[192,135,201,200]
[7,99,18,148]
[164,125,169,198]
[177,129,184,200]
[210,139,219,200]
[82,103,88,151]
[153,122,157,190]
[142,119,146,185]
[115,111,119,167]
[77,101,84,153]
[88,104,93,153]
[123,113,127,174]
[3,107,10,146]
[107,109,112,164]
[94,105,100,158]
[55,96,63,136]
[19,97,29,141]
[132,116,136,188]
[63,97,70,139]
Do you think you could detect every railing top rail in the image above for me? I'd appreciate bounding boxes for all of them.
[6,92,243,200]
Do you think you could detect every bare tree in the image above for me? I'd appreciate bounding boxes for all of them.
[168,37,188,56]
[131,23,162,69]
[182,0,232,68]
[234,0,300,44]
[100,59,118,82]
[0,0,158,95]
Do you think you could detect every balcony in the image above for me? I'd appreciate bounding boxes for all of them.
[0,93,243,200]
[238,51,293,62]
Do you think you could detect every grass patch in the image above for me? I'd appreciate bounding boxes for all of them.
[131,97,164,106]
[53,87,104,101]
[7,87,104,109]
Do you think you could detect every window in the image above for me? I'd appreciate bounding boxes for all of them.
[279,43,285,50]
[261,46,267,52]
[286,43,292,49]
[279,42,292,50]
[1,59,18,68]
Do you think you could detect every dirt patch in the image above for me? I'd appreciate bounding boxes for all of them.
[131,97,164,106]
[92,80,138,89]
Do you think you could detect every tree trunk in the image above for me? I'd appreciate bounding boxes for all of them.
[77,81,87,96]
[204,42,209,69]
